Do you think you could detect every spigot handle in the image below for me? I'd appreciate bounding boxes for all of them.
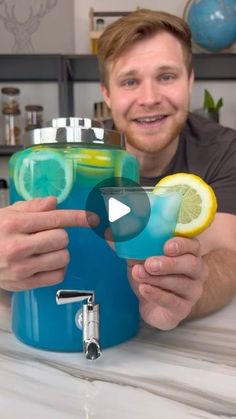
[56,289,101,360]
[56,290,94,305]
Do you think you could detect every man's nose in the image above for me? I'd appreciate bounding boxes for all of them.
[137,81,162,107]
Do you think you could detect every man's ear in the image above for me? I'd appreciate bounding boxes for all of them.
[189,69,194,94]
[100,83,111,109]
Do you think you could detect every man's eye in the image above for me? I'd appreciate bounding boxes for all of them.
[121,79,137,87]
[159,74,175,82]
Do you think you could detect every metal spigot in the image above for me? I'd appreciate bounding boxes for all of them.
[56,290,101,360]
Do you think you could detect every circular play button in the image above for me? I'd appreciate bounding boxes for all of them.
[86,177,151,242]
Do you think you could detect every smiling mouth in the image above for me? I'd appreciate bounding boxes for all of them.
[133,115,168,125]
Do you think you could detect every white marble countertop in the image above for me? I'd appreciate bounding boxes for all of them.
[0,290,236,419]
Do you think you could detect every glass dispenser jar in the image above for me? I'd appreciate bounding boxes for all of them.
[9,119,140,356]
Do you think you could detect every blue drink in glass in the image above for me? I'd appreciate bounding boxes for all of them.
[102,187,181,259]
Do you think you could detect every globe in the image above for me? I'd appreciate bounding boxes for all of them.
[184,0,236,52]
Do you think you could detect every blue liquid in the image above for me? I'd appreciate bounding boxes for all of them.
[10,148,140,351]
[112,192,181,259]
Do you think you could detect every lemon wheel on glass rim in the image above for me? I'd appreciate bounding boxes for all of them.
[14,148,74,204]
[153,173,217,237]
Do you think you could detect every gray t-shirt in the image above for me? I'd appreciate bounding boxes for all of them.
[104,113,236,215]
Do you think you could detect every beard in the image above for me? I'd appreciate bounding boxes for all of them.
[123,108,189,154]
[114,104,189,153]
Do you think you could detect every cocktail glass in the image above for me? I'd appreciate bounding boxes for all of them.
[101,186,182,259]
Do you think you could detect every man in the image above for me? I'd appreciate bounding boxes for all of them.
[0,9,236,331]
[97,9,236,329]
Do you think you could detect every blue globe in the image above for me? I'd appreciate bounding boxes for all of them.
[185,0,236,52]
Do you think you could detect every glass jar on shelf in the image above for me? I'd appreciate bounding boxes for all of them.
[0,178,9,207]
[2,106,21,145]
[25,104,44,131]
[1,86,20,114]
[94,100,111,121]
[91,18,105,54]
[1,86,21,145]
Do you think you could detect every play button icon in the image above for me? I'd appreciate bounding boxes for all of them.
[86,177,151,242]
[108,197,131,222]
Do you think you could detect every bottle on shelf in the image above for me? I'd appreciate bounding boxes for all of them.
[1,86,21,145]
[96,18,105,31]
[90,17,105,54]
[25,104,44,131]
[2,86,20,113]
[0,178,9,207]
[94,100,111,121]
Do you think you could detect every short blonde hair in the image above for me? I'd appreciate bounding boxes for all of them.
[97,9,192,87]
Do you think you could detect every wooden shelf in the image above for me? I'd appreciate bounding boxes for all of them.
[65,55,99,82]
[0,145,23,156]
[0,53,235,83]
[0,54,62,82]
[192,53,236,80]
[66,53,236,82]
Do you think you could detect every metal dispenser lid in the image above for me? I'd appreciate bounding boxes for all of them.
[25,126,125,148]
[46,117,102,128]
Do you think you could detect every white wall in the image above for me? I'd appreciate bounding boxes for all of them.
[0,0,75,54]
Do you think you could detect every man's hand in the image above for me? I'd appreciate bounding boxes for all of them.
[128,236,209,330]
[0,197,99,292]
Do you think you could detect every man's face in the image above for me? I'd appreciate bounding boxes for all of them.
[101,31,194,154]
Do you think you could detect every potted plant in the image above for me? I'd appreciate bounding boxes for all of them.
[194,89,223,123]
[203,89,223,122]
